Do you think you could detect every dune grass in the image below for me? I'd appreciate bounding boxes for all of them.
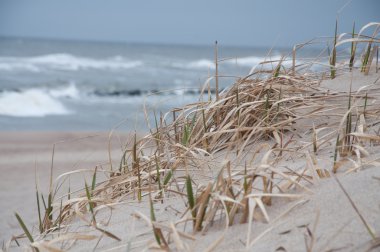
[9,22,380,251]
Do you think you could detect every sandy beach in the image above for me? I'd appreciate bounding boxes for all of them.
[0,131,130,241]
[1,69,379,251]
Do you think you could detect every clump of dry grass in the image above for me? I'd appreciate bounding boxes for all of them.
[9,22,380,251]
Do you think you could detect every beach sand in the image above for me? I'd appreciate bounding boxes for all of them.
[0,131,130,242]
[1,70,378,252]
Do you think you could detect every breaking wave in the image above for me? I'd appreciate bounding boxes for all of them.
[0,53,143,72]
[182,56,281,69]
[0,84,79,117]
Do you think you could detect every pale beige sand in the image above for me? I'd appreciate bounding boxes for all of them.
[2,71,380,251]
[0,131,130,242]
[47,165,379,252]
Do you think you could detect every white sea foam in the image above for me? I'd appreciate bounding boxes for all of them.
[169,59,214,70]
[0,54,143,72]
[172,89,186,96]
[49,82,80,99]
[228,55,307,74]
[185,56,281,70]
[225,56,268,67]
[187,59,215,69]
[0,61,41,72]
[0,88,71,117]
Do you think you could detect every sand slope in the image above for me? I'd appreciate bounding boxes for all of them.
[2,71,380,251]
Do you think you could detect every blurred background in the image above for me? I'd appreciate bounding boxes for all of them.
[0,0,378,131]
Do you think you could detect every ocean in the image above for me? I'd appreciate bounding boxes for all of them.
[0,38,302,131]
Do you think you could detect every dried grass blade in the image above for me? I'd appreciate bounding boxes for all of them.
[333,175,376,240]
[254,197,270,223]
[246,197,257,247]
[350,132,380,141]
[170,222,186,251]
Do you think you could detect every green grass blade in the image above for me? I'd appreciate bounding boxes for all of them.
[163,170,173,186]
[119,146,129,173]
[14,212,34,243]
[132,133,142,201]
[14,239,20,247]
[330,19,338,78]
[35,190,43,233]
[243,164,248,193]
[362,43,372,72]
[273,57,283,77]
[313,124,317,154]
[34,164,43,234]
[182,124,190,146]
[190,112,197,131]
[186,175,195,218]
[47,193,53,221]
[333,134,340,173]
[153,110,161,147]
[154,110,159,132]
[149,198,161,245]
[85,182,96,223]
[182,113,197,147]
[94,226,121,241]
[349,22,356,69]
[91,167,97,192]
[41,194,47,210]
[68,177,71,201]
[154,155,162,191]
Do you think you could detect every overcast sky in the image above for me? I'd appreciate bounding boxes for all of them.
[0,0,378,47]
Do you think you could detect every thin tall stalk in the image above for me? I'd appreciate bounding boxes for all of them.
[330,19,338,79]
[349,22,356,70]
[215,40,219,101]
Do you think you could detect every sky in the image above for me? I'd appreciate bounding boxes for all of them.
[0,0,378,47]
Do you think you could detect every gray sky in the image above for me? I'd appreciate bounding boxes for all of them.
[0,0,378,47]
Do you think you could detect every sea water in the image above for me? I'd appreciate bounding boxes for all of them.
[0,38,309,131]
